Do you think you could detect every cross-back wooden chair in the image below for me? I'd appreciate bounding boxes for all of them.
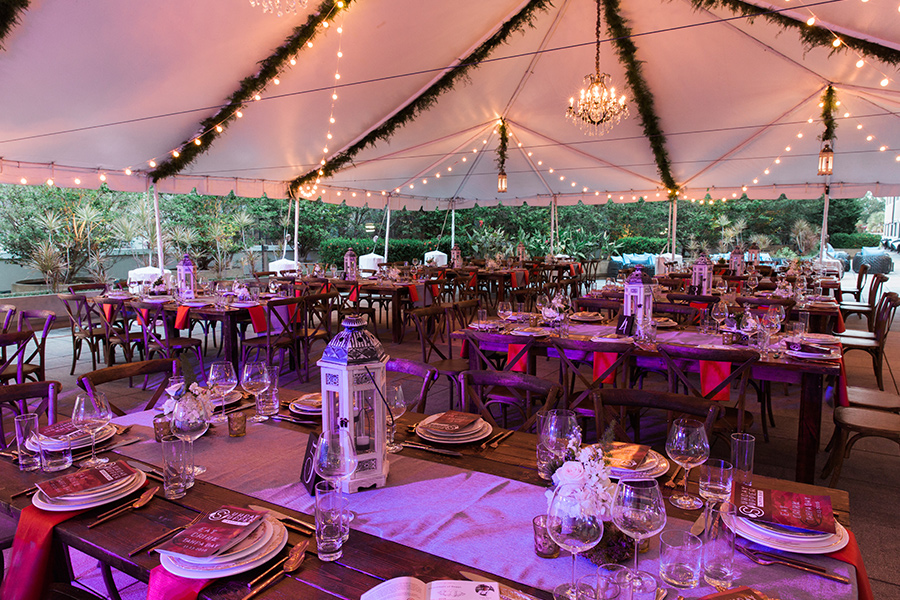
[734,296,796,312]
[840,273,888,331]
[0,330,31,387]
[78,359,177,416]
[67,282,108,296]
[598,388,722,442]
[386,358,438,413]
[409,305,468,410]
[0,381,60,449]
[243,297,304,379]
[57,293,106,375]
[0,305,16,333]
[839,292,900,391]
[93,297,142,366]
[574,297,621,320]
[666,293,719,312]
[459,369,561,433]
[336,282,378,337]
[132,301,205,376]
[839,263,868,302]
[296,291,338,380]
[0,310,56,384]
[652,302,698,327]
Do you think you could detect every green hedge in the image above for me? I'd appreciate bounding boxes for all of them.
[830,232,882,248]
[318,236,458,265]
[616,236,668,254]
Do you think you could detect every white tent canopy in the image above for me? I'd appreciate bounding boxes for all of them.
[0,0,898,209]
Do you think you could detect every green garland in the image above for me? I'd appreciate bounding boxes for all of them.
[819,84,837,142]
[600,0,678,195]
[150,0,355,182]
[0,0,29,51]
[496,118,509,173]
[288,0,554,195]
[688,0,900,67]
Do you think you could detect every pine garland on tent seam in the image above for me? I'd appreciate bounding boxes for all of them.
[288,0,554,195]
[496,119,509,172]
[0,0,29,51]
[600,0,678,195]
[820,84,838,142]
[688,0,900,67]
[150,0,355,183]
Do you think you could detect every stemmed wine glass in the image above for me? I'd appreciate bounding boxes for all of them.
[72,391,112,468]
[385,384,407,454]
[208,361,237,423]
[170,392,210,478]
[547,483,604,600]
[241,361,271,423]
[711,301,728,342]
[314,429,359,484]
[497,301,512,321]
[715,278,728,296]
[612,479,667,594]
[770,304,786,333]
[747,274,759,295]
[665,418,710,510]
[540,409,581,454]
[761,309,782,357]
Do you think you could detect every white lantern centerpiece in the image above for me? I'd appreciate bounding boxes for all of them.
[729,246,745,276]
[748,242,760,267]
[692,251,713,295]
[318,315,390,493]
[517,242,527,263]
[343,247,358,281]
[624,265,653,323]
[175,254,196,300]
[451,244,463,269]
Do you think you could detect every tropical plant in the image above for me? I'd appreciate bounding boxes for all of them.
[557,226,598,260]
[791,219,820,255]
[748,234,772,250]
[466,224,512,259]
[26,241,67,291]
[597,231,623,259]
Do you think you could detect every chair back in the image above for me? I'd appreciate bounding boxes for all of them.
[873,292,900,347]
[78,359,178,414]
[597,388,722,441]
[574,297,621,320]
[666,293,719,309]
[0,381,61,448]
[0,304,15,333]
[302,290,339,339]
[14,310,56,381]
[509,288,536,313]
[409,305,454,363]
[386,358,438,413]
[449,299,480,331]
[463,329,540,374]
[132,301,178,357]
[735,296,796,311]
[855,263,870,292]
[459,369,561,432]
[57,294,100,336]
[67,282,107,296]
[653,302,697,326]
[0,330,33,386]
[866,274,888,308]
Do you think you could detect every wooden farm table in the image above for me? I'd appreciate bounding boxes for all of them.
[329,279,424,343]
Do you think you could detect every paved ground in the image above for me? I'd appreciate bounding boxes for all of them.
[5,263,900,599]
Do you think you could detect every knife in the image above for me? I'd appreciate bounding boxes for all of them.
[269,415,318,426]
[247,504,315,535]
[73,436,141,461]
[459,570,542,600]
[125,460,165,482]
[690,512,706,536]
[401,442,463,457]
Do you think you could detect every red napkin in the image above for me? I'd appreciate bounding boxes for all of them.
[431,284,440,300]
[570,264,577,276]
[592,352,618,384]
[700,360,731,401]
[834,309,846,333]
[468,274,477,288]
[147,565,212,600]
[407,285,419,303]
[511,271,518,288]
[174,306,190,330]
[836,343,849,407]
[689,302,708,324]
[248,305,267,333]
[102,303,113,322]
[348,284,359,303]
[0,505,86,600]
[827,530,872,600]
[524,270,530,285]
[507,344,527,373]
[459,339,469,358]
[133,308,150,327]
[438,271,445,279]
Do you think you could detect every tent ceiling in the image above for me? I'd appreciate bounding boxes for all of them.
[0,0,898,208]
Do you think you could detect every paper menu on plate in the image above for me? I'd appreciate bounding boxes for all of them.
[734,485,836,535]
[600,441,650,469]
[422,411,481,432]
[39,419,81,438]
[156,505,265,558]
[362,577,500,600]
[36,460,135,499]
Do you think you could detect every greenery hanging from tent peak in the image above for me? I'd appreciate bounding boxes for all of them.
[819,85,838,142]
[150,0,355,183]
[496,119,509,172]
[0,0,29,51]
[288,0,554,194]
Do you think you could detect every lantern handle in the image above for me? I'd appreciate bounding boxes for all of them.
[364,366,394,431]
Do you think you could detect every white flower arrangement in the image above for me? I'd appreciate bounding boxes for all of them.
[160,382,215,419]
[546,445,616,520]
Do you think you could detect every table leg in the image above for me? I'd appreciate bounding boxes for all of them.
[391,290,402,344]
[797,372,824,484]
[221,312,240,371]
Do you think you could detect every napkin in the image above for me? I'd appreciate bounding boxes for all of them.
[147,565,211,600]
[700,360,731,402]
[827,530,872,600]
[407,285,419,303]
[834,309,846,333]
[468,274,477,288]
[592,352,618,384]
[0,505,86,600]
[507,344,527,373]
[174,306,190,330]
[837,343,849,407]
[348,284,360,302]
[248,305,267,333]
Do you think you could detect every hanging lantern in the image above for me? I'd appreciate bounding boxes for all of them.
[517,241,527,263]
[691,251,713,295]
[318,315,390,493]
[498,170,508,193]
[624,265,653,322]
[343,247,358,281]
[451,244,463,269]
[818,143,834,176]
[748,242,760,267]
[729,246,745,276]
[175,254,196,300]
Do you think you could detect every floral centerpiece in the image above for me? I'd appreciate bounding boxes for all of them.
[160,382,215,417]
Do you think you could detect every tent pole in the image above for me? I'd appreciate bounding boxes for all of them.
[671,198,678,263]
[451,201,456,248]
[384,198,391,264]
[294,195,300,267]
[151,183,165,276]
[819,174,831,264]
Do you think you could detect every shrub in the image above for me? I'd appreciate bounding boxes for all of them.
[318,237,456,264]
[830,232,882,248]
[616,237,668,254]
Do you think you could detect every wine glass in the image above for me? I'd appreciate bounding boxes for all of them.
[771,304,786,332]
[715,278,728,296]
[241,361,271,423]
[207,361,237,423]
[497,301,512,321]
[612,479,667,593]
[385,384,406,454]
[536,293,550,317]
[665,418,710,510]
[547,483,604,600]
[747,274,759,295]
[170,393,210,477]
[72,392,112,467]
[539,409,581,454]
[314,430,359,484]
[761,310,781,357]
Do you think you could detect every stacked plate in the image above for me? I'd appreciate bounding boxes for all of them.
[159,515,288,579]
[571,312,605,322]
[142,295,174,304]
[784,333,840,345]
[33,470,147,512]
[180,297,215,307]
[27,423,116,453]
[511,327,550,337]
[726,514,850,554]
[607,450,669,480]
[289,392,323,416]
[212,391,243,409]
[231,300,259,308]
[653,317,678,328]
[468,322,500,331]
[416,413,492,445]
[590,333,633,343]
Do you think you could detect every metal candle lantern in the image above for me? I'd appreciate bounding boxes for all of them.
[517,242,527,263]
[451,244,463,269]
[624,265,653,322]
[748,242,760,267]
[692,251,713,295]
[343,247,358,281]
[317,315,389,493]
[729,246,745,276]
[175,254,196,300]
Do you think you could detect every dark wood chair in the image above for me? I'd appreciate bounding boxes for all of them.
[93,298,142,366]
[67,282,108,296]
[0,381,60,448]
[77,358,177,416]
[734,296,796,311]
[574,297,621,320]
[0,310,56,384]
[336,283,378,337]
[838,292,900,391]
[821,396,900,486]
[0,330,32,387]
[57,293,105,375]
[132,301,205,376]
[409,305,468,410]
[839,263,869,302]
[0,304,15,333]
[666,293,720,311]
[386,358,438,413]
[840,273,888,331]
[597,388,722,442]
[459,369,561,433]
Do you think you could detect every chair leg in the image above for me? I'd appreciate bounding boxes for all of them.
[99,562,123,600]
[873,351,885,391]
[70,340,80,376]
[820,425,847,484]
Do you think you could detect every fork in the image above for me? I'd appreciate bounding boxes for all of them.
[736,545,850,583]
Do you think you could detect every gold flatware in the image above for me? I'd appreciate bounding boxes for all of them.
[88,486,158,528]
[241,539,309,600]
[663,465,683,489]
[247,505,315,535]
[736,545,849,583]
[113,424,133,436]
[128,512,204,556]
[747,547,827,572]
[489,430,515,449]
[11,485,37,499]
[478,431,506,451]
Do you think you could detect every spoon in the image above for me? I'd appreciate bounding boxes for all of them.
[242,539,309,600]
[87,486,158,528]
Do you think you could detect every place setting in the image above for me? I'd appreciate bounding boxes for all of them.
[31,459,149,512]
[415,411,493,445]
[288,392,323,416]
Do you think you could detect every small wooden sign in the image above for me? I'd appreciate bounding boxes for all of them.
[616,314,635,337]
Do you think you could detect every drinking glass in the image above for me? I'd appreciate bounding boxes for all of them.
[161,435,188,499]
[715,278,728,295]
[385,384,406,454]
[703,502,737,588]
[611,479,667,593]
[665,418,710,510]
[699,459,733,503]
[208,361,237,423]
[711,301,728,334]
[241,361,271,423]
[730,432,755,487]
[14,413,40,472]
[477,308,488,328]
[746,274,759,295]
[659,530,702,588]
[314,430,359,484]
[540,409,581,454]
[498,301,512,321]
[72,391,112,467]
[171,393,210,479]
[547,483,604,600]
[772,304,786,331]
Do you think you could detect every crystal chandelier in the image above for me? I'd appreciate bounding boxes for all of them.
[566,0,628,136]
[249,0,307,17]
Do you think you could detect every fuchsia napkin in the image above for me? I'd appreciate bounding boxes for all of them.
[592,352,618,384]
[174,306,190,330]
[147,565,212,600]
[248,305,267,333]
[700,360,731,402]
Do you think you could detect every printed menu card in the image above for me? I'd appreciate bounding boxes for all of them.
[156,505,265,558]
[362,577,499,600]
[735,485,836,535]
[36,460,135,499]
[600,442,650,469]
[421,411,481,432]
[39,419,81,438]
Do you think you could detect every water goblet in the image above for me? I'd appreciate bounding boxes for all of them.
[385,384,406,454]
[71,391,112,468]
[497,301,512,321]
[711,301,728,334]
[547,483,604,600]
[699,459,733,503]
[241,361,271,423]
[171,392,210,478]
[665,418,710,510]
[611,479,667,593]
[207,361,237,423]
[314,429,359,484]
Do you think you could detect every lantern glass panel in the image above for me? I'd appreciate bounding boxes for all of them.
[353,389,376,454]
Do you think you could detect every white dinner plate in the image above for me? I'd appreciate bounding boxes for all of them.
[785,349,841,361]
[739,517,834,542]
[420,417,486,438]
[571,312,605,322]
[33,471,147,512]
[142,296,173,304]
[54,471,142,502]
[27,424,116,452]
[158,516,274,565]
[289,393,323,415]
[468,322,500,331]
[511,327,550,337]
[180,299,213,308]
[726,514,849,554]
[160,520,287,579]
[416,413,492,444]
[609,451,669,480]
[590,334,633,343]
[211,391,243,408]
[653,317,678,328]
[784,333,840,345]
[231,301,259,308]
